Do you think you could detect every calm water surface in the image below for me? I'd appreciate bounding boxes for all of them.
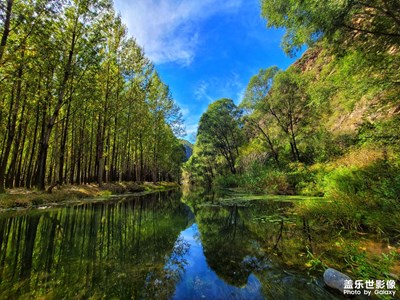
[0,191,347,299]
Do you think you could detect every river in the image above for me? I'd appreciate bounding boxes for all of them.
[0,190,389,299]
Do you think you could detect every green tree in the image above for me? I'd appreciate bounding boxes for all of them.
[260,0,400,55]
[241,67,280,166]
[0,0,185,193]
[197,99,243,174]
[263,69,310,162]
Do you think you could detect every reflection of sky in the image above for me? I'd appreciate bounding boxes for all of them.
[172,224,264,300]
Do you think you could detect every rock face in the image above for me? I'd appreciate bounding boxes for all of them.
[183,143,193,160]
[323,268,352,293]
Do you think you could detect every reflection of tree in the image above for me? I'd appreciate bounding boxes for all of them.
[142,236,190,299]
[239,200,321,272]
[193,196,321,288]
[196,205,259,286]
[0,191,191,299]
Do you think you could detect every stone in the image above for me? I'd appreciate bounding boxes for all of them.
[323,268,352,293]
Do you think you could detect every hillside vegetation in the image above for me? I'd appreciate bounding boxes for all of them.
[184,0,400,233]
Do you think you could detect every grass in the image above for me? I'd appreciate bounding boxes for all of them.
[218,189,324,202]
[0,181,180,211]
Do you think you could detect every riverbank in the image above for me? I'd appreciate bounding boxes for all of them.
[0,181,180,211]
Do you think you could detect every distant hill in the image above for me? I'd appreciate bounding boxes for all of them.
[180,140,193,161]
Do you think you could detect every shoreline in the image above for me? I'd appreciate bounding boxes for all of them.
[0,181,180,213]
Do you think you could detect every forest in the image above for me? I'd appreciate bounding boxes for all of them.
[0,0,186,194]
[0,0,399,298]
[184,0,400,233]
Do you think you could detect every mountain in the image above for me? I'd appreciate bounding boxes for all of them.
[180,140,193,161]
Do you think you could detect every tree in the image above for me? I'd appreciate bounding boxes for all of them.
[260,0,400,55]
[0,0,13,63]
[263,69,310,162]
[0,0,61,192]
[147,72,184,182]
[241,67,280,166]
[35,0,111,190]
[183,138,217,186]
[0,0,185,193]
[197,99,243,174]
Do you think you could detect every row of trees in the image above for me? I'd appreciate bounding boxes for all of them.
[0,0,185,192]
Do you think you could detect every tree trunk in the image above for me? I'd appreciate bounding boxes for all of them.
[289,116,301,161]
[25,81,41,188]
[0,0,13,63]
[58,99,71,183]
[255,122,280,166]
[36,26,77,190]
[6,97,26,188]
[0,54,22,193]
[15,120,28,187]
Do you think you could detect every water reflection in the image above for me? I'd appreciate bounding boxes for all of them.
[0,191,346,299]
[180,200,341,300]
[0,192,190,299]
[172,224,265,300]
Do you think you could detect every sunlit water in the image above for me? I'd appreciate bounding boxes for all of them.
[0,191,350,299]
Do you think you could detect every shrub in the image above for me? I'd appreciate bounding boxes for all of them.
[324,159,400,206]
[240,163,291,194]
[297,158,400,232]
[213,174,242,189]
[287,162,326,196]
[262,169,291,194]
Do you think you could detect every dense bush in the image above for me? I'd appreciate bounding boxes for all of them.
[287,163,326,196]
[213,174,241,189]
[324,159,400,205]
[297,158,400,232]
[239,163,291,194]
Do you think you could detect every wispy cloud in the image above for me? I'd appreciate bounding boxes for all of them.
[185,122,199,142]
[193,72,246,104]
[194,81,214,103]
[114,0,242,66]
[176,103,200,141]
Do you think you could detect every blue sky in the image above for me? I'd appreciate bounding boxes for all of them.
[113,0,303,142]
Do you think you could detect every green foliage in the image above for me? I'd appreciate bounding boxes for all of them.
[197,99,244,175]
[261,169,290,195]
[185,99,244,186]
[324,159,400,205]
[187,0,400,244]
[213,174,241,189]
[241,163,269,193]
[335,238,398,280]
[0,0,185,191]
[296,158,400,232]
[306,246,328,273]
[240,163,291,194]
[241,66,280,112]
[287,163,326,196]
[358,116,400,149]
[260,0,400,55]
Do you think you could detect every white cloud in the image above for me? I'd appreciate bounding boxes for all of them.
[193,72,246,104]
[236,87,247,104]
[114,0,242,66]
[194,81,213,103]
[185,122,198,136]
